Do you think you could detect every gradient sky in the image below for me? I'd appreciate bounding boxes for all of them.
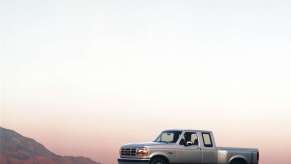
[0,0,291,164]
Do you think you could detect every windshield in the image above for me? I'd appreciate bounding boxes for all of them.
[154,131,182,143]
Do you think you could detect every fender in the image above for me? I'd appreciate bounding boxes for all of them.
[228,154,248,164]
[149,151,170,161]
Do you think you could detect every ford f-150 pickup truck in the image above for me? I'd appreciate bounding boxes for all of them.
[118,129,259,164]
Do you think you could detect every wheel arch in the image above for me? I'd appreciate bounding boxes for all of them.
[149,154,170,164]
[229,155,248,164]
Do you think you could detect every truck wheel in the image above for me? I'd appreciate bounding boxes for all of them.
[150,157,168,164]
[230,158,247,164]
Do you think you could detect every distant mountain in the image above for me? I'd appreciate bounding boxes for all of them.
[0,127,100,164]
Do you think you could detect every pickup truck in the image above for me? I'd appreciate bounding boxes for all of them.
[118,129,259,164]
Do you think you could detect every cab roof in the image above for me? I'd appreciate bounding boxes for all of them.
[163,129,213,133]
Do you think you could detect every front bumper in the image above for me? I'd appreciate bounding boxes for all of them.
[118,158,150,164]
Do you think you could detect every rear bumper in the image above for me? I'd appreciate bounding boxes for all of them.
[118,158,150,164]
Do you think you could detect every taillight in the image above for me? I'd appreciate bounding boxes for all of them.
[257,151,259,161]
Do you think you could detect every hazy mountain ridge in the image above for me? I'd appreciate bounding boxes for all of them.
[0,127,100,164]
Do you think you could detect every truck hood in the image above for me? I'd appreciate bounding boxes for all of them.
[121,142,169,148]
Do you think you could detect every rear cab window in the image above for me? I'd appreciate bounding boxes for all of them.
[202,132,213,147]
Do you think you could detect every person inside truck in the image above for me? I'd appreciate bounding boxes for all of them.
[180,132,198,146]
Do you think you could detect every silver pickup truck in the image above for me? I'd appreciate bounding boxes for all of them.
[118,129,259,164]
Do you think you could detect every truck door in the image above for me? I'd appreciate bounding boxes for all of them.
[176,131,202,164]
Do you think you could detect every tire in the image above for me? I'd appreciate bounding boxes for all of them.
[230,158,247,164]
[150,157,168,164]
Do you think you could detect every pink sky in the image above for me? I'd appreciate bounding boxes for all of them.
[1,0,291,164]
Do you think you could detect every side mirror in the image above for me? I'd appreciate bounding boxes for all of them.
[180,139,193,146]
[184,141,193,146]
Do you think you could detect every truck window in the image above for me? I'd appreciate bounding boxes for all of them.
[161,133,174,142]
[154,131,182,143]
[180,132,198,145]
[202,133,213,147]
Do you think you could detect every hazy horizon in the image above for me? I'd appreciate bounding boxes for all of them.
[1,0,291,164]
